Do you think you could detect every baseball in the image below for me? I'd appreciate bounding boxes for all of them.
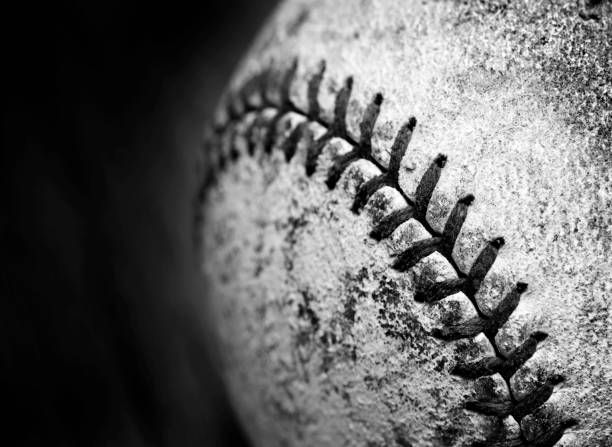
[198,1,611,446]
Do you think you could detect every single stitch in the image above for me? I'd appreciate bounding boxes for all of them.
[451,331,548,379]
[415,277,467,303]
[416,153,448,216]
[358,92,384,155]
[246,113,269,156]
[263,60,299,154]
[305,76,353,176]
[351,118,417,213]
[471,419,577,447]
[430,282,526,341]
[369,153,446,239]
[393,237,446,272]
[464,374,565,421]
[442,194,475,250]
[281,121,308,162]
[326,91,384,189]
[307,60,326,120]
[370,207,415,240]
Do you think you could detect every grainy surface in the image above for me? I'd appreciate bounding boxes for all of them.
[200,1,612,446]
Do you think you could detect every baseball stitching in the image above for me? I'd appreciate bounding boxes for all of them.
[198,59,578,447]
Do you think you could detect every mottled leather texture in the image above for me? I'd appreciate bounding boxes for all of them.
[199,1,612,446]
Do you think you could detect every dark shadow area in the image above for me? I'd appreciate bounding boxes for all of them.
[1,1,278,445]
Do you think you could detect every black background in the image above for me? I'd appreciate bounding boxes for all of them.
[2,1,278,445]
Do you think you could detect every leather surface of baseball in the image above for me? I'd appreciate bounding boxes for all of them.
[198,1,612,446]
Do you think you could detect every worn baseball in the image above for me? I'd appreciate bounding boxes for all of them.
[197,1,611,446]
